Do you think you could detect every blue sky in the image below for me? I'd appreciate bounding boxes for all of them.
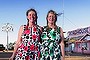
[0,0,90,46]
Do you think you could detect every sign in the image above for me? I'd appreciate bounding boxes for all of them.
[67,27,90,38]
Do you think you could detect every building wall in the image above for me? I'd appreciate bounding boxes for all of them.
[74,42,90,54]
[84,42,90,54]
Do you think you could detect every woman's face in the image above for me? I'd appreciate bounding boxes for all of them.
[47,12,56,24]
[27,11,36,23]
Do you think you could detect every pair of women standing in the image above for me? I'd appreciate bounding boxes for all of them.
[10,8,65,60]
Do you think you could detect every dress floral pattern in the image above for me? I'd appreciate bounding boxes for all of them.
[40,26,61,60]
[15,25,41,60]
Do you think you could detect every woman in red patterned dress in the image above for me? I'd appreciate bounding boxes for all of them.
[9,8,42,60]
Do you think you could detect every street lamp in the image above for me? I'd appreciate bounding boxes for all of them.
[56,13,63,16]
[1,23,13,51]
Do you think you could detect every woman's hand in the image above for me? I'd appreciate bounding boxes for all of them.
[9,56,14,60]
[61,56,65,60]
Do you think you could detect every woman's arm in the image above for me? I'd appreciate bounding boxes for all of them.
[59,27,65,60]
[9,25,23,60]
[39,26,43,43]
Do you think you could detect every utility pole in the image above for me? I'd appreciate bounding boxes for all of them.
[62,0,64,30]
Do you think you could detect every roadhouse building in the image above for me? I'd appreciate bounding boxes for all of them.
[67,26,90,54]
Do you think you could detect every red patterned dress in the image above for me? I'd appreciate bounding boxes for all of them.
[15,25,41,60]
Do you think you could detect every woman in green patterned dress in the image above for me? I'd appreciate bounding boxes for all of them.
[40,10,65,60]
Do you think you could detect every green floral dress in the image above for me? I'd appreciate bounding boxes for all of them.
[40,26,61,60]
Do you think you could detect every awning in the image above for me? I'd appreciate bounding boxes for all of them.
[69,39,76,43]
[75,40,90,43]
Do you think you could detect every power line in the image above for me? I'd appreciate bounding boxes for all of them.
[64,16,78,28]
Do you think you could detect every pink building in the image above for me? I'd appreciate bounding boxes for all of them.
[67,26,90,54]
[74,34,90,54]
